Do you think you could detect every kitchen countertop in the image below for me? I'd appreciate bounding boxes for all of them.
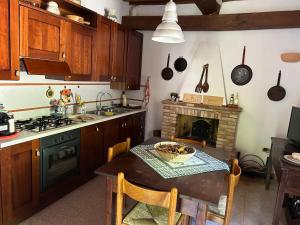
[0,109,146,149]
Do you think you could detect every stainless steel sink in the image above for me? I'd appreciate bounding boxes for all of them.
[87,107,132,116]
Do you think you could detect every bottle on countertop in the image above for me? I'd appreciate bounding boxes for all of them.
[8,114,15,133]
[122,91,127,107]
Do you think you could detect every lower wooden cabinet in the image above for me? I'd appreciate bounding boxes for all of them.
[0,140,40,225]
[132,112,146,147]
[103,119,120,162]
[80,124,104,177]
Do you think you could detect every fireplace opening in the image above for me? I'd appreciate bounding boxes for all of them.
[176,114,219,147]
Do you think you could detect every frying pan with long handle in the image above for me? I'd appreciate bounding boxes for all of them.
[267,70,286,101]
[231,46,253,86]
[161,54,173,80]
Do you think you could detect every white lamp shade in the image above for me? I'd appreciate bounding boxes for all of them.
[152,0,184,43]
[152,22,184,43]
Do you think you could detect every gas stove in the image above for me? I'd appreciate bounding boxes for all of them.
[15,115,74,133]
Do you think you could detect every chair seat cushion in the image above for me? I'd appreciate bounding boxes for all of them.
[123,202,181,225]
[208,195,227,217]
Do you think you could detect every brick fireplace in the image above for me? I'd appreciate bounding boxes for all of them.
[161,100,242,157]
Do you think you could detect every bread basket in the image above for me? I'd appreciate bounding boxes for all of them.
[154,141,196,163]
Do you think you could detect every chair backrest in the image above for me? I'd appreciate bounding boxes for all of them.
[170,136,206,148]
[107,138,131,163]
[223,159,241,225]
[116,172,178,225]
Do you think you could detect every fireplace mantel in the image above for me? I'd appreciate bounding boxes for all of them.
[161,100,242,158]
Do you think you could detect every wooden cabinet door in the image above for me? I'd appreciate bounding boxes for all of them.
[103,119,120,162]
[1,140,40,225]
[65,22,96,80]
[125,30,143,90]
[132,112,146,147]
[94,16,113,81]
[119,116,133,143]
[20,6,65,61]
[80,124,104,177]
[0,0,19,80]
[111,24,127,83]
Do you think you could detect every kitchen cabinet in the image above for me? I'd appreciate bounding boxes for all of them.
[65,22,96,80]
[110,23,127,84]
[20,6,66,62]
[0,140,40,225]
[119,115,133,142]
[94,16,114,81]
[125,30,143,90]
[0,0,19,80]
[80,124,104,177]
[103,119,120,162]
[110,25,143,90]
[132,112,146,147]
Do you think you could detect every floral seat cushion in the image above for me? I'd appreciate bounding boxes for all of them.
[123,202,181,225]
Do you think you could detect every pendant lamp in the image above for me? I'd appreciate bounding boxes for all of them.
[152,0,184,43]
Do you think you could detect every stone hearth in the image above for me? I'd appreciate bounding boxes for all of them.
[161,100,242,158]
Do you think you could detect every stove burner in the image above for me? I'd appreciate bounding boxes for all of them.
[15,115,74,133]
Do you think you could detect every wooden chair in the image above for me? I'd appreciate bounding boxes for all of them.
[116,172,187,225]
[107,138,131,163]
[206,159,242,225]
[170,136,206,148]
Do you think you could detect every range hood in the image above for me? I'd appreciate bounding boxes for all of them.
[22,58,71,78]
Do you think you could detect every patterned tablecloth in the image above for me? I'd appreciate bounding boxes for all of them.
[130,144,230,179]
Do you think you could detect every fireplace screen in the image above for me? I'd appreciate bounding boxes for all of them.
[176,114,219,147]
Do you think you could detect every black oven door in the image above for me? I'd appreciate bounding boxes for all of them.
[41,138,80,192]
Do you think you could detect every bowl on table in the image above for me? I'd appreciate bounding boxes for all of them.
[154,141,196,163]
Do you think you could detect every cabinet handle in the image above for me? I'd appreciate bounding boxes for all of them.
[127,85,130,89]
[114,76,117,81]
[62,52,66,60]
[121,123,124,128]
[36,149,40,157]
[96,126,99,132]
[124,122,127,127]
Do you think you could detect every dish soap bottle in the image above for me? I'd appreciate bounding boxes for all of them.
[122,91,127,107]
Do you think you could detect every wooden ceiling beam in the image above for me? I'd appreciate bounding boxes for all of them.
[193,0,220,15]
[122,10,300,31]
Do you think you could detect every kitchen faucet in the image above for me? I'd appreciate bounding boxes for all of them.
[96,91,113,110]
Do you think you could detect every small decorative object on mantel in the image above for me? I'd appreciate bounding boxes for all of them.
[170,92,179,102]
[227,93,239,108]
[203,95,223,106]
[183,93,202,104]
[46,1,60,15]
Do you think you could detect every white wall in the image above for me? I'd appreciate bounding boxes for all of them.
[135,0,300,159]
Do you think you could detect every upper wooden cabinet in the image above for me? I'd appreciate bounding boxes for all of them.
[1,140,40,225]
[94,16,114,81]
[125,30,143,90]
[65,22,96,80]
[20,6,66,62]
[0,0,19,80]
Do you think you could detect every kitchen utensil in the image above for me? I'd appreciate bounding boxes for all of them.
[195,64,207,93]
[267,70,286,101]
[174,57,187,72]
[281,53,300,63]
[161,54,173,80]
[202,64,209,93]
[46,86,54,98]
[231,46,253,85]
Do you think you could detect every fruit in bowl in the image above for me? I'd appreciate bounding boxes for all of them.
[154,141,196,163]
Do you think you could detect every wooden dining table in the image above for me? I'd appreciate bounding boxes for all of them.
[95,137,231,225]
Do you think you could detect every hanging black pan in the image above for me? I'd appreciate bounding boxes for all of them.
[231,46,253,86]
[174,57,187,72]
[267,70,286,101]
[161,53,173,80]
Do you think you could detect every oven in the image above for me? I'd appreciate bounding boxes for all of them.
[40,129,80,192]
